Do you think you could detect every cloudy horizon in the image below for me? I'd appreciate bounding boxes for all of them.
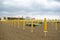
[0,0,60,19]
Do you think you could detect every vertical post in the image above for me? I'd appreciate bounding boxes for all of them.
[13,20,14,27]
[12,20,13,27]
[13,20,15,27]
[18,18,19,28]
[14,20,16,27]
[13,20,16,27]
[11,20,12,27]
[44,18,48,36]
[10,20,12,27]
[31,20,33,32]
[52,19,55,26]
[37,20,39,24]
[23,20,26,30]
[55,19,58,31]
[44,18,47,31]
[9,20,11,27]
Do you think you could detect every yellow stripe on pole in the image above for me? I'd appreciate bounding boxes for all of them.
[31,20,33,32]
[52,19,55,25]
[44,18,48,37]
[36,20,39,24]
[23,20,26,30]
[13,20,14,27]
[14,20,17,27]
[55,19,58,31]
[13,20,15,27]
[44,18,47,31]
[12,20,14,26]
[18,19,20,28]
[10,20,11,27]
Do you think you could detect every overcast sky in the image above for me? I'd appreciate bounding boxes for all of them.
[0,0,60,19]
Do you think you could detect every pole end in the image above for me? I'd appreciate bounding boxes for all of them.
[31,30,33,32]
[44,31,48,32]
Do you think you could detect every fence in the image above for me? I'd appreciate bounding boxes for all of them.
[0,18,58,36]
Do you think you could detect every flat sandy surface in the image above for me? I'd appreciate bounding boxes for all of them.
[0,21,60,40]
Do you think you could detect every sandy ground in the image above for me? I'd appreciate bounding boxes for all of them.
[0,21,60,40]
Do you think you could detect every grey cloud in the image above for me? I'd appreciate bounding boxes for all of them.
[55,0,60,2]
[0,0,60,17]
[48,0,60,2]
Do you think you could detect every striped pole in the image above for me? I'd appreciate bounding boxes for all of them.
[18,19,19,28]
[55,19,58,31]
[9,20,11,27]
[44,18,47,31]
[13,20,16,27]
[23,20,26,30]
[52,19,55,26]
[14,20,16,27]
[36,20,39,24]
[31,20,33,32]
[12,20,13,27]
[44,18,48,36]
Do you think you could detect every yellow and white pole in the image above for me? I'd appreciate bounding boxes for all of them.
[44,18,48,36]
[23,20,26,30]
[13,20,15,27]
[9,20,11,27]
[13,20,14,27]
[13,20,16,27]
[18,19,20,28]
[52,19,55,26]
[1,17,6,22]
[31,20,33,32]
[12,20,13,27]
[36,20,39,24]
[14,20,16,27]
[55,19,58,31]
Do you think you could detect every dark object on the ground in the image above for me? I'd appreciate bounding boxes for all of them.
[26,23,40,27]
[57,22,60,23]
[7,17,25,20]
[39,22,43,24]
